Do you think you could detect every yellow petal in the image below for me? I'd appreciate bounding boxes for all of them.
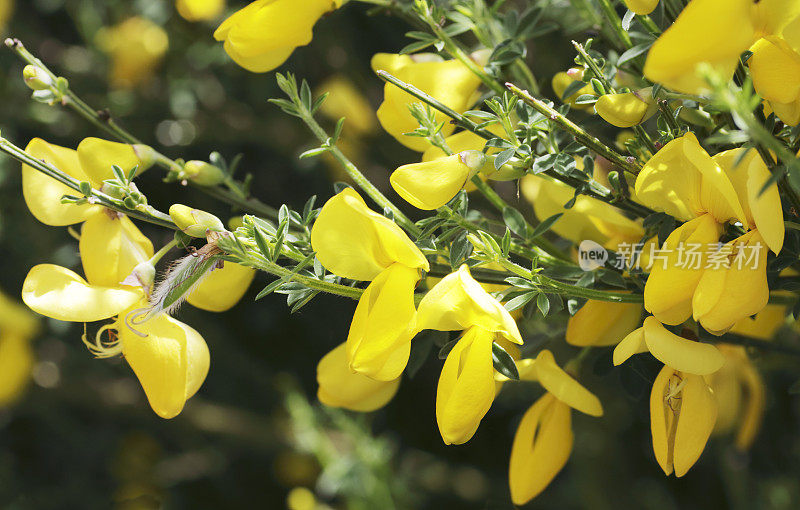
[376,57,482,151]
[673,373,717,476]
[729,304,787,340]
[370,52,415,76]
[566,299,642,347]
[749,37,800,105]
[317,343,400,412]
[22,264,142,322]
[311,188,429,281]
[0,290,41,338]
[735,356,765,450]
[650,365,675,475]
[187,262,256,312]
[751,0,800,38]
[22,138,100,226]
[79,212,154,288]
[390,154,472,210]
[612,326,647,366]
[693,231,770,335]
[595,89,656,128]
[119,312,210,419]
[316,75,377,136]
[533,349,603,416]
[643,0,755,94]
[176,0,225,21]
[642,316,724,375]
[0,333,35,406]
[436,326,496,445]
[77,137,150,184]
[643,214,722,325]
[346,263,419,381]
[713,148,784,253]
[622,0,658,15]
[416,265,522,345]
[508,394,573,505]
[552,70,595,113]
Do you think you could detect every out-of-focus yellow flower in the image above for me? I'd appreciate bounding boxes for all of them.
[417,265,522,444]
[214,0,342,73]
[692,230,769,335]
[552,68,594,112]
[595,88,658,127]
[614,316,724,375]
[286,487,317,510]
[372,53,482,151]
[750,33,800,125]
[317,75,377,137]
[317,343,400,412]
[729,304,787,339]
[622,0,658,15]
[635,133,747,225]
[650,365,717,476]
[176,0,225,22]
[521,174,644,249]
[187,261,256,312]
[390,152,481,210]
[566,299,643,347]
[311,188,428,381]
[0,0,13,34]
[22,138,153,226]
[643,0,754,94]
[508,393,572,505]
[96,17,168,89]
[712,148,784,254]
[0,291,39,406]
[709,345,765,451]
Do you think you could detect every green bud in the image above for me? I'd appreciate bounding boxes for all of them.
[169,204,225,238]
[182,160,226,186]
[79,181,93,196]
[121,260,157,294]
[132,144,157,171]
[22,65,53,91]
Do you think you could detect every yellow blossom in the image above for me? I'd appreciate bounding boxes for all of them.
[729,304,787,339]
[614,316,724,375]
[390,152,481,210]
[311,188,428,380]
[566,299,643,347]
[372,53,482,151]
[96,17,168,89]
[708,345,765,450]
[316,343,400,412]
[650,365,717,476]
[214,0,342,73]
[187,261,256,312]
[176,0,225,22]
[518,350,604,416]
[749,33,800,125]
[508,393,573,505]
[594,88,658,127]
[551,68,594,112]
[317,75,377,137]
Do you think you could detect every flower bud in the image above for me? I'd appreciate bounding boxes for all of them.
[595,87,658,127]
[169,204,225,237]
[132,144,157,171]
[181,160,226,186]
[121,259,157,294]
[22,65,53,91]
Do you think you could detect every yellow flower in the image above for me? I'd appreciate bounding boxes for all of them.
[729,304,787,339]
[692,230,769,335]
[176,0,225,22]
[650,365,717,476]
[0,291,39,406]
[622,0,658,15]
[22,138,151,226]
[614,316,724,375]
[317,343,400,412]
[521,174,644,249]
[594,88,658,127]
[311,188,428,380]
[551,68,594,112]
[566,299,643,347]
[187,261,256,312]
[372,53,482,151]
[643,218,727,326]
[635,132,747,225]
[317,75,377,137]
[214,0,342,73]
[390,153,481,210]
[749,33,800,125]
[508,393,573,505]
[518,350,604,417]
[708,345,765,451]
[96,17,168,89]
[643,0,755,94]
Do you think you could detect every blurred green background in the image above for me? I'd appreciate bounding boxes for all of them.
[1,1,800,509]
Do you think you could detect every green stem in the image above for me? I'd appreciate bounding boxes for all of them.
[595,0,633,50]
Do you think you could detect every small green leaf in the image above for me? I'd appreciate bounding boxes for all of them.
[492,342,519,380]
